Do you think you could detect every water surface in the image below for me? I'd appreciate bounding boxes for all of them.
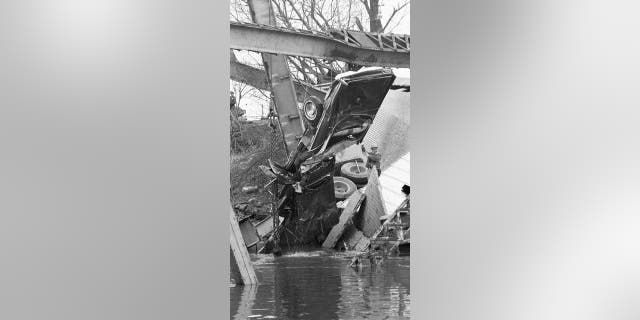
[230,251,410,320]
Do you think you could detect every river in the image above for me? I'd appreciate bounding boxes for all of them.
[230,250,410,320]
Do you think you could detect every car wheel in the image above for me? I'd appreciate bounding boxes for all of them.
[340,161,369,184]
[333,176,357,200]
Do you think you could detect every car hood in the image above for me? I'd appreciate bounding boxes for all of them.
[305,68,396,155]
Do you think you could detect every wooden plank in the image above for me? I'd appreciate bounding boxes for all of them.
[322,190,365,249]
[354,236,370,251]
[359,169,386,237]
[255,216,274,238]
[342,226,371,252]
[230,210,258,285]
[230,249,242,284]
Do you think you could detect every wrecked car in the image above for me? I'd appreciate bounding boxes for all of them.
[260,67,396,253]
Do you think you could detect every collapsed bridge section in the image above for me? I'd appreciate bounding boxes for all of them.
[230,22,410,68]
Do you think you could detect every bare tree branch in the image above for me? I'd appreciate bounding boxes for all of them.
[354,16,364,31]
[313,4,332,30]
[284,0,313,30]
[271,0,293,28]
[359,0,370,12]
[381,0,409,32]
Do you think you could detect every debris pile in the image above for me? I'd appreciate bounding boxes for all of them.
[233,146,410,260]
[230,68,410,262]
[323,162,411,262]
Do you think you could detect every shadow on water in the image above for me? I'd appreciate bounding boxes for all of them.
[230,251,410,320]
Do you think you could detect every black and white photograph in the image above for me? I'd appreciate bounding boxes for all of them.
[5,1,640,320]
[229,0,410,319]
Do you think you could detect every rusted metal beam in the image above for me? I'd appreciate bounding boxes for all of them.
[230,60,269,91]
[247,0,304,155]
[229,59,326,101]
[230,22,410,68]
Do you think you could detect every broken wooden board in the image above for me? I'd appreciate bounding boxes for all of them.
[358,168,387,237]
[322,190,365,249]
[230,249,242,285]
[238,216,260,248]
[341,225,371,252]
[230,210,258,285]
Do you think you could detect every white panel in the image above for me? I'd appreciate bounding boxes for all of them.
[379,152,410,215]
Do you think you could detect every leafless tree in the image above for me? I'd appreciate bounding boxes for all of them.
[358,0,409,32]
[231,80,271,119]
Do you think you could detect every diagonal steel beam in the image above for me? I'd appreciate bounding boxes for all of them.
[229,59,325,101]
[230,59,269,91]
[247,0,304,155]
[230,22,410,68]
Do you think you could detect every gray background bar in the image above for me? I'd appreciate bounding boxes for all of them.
[0,1,228,319]
[415,1,640,320]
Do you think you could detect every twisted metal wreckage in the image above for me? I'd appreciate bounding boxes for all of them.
[230,0,410,260]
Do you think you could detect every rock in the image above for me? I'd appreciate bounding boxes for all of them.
[242,186,259,193]
[248,197,262,207]
[235,203,249,212]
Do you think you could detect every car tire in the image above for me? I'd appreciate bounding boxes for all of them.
[333,176,357,200]
[340,161,369,184]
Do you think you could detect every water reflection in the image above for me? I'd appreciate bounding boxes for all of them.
[232,284,257,320]
[230,251,410,320]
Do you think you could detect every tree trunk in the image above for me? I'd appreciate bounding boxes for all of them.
[368,0,383,32]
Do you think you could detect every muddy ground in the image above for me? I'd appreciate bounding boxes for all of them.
[230,120,287,220]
